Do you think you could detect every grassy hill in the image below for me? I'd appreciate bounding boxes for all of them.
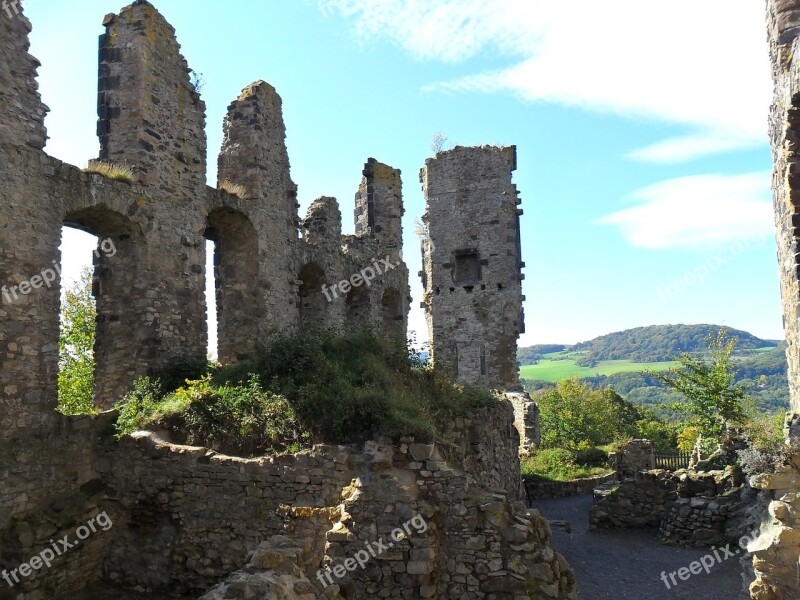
[519,325,789,414]
[519,351,679,382]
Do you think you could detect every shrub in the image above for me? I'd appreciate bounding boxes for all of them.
[84,160,133,184]
[677,426,702,453]
[154,355,218,394]
[536,379,645,449]
[737,412,794,476]
[521,448,610,482]
[115,329,496,457]
[574,446,608,467]
[118,375,308,456]
[522,448,576,481]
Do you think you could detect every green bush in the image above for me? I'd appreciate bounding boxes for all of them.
[115,328,496,457]
[574,446,608,467]
[521,448,610,482]
[117,375,308,456]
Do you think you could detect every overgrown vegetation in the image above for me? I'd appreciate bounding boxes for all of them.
[57,269,97,415]
[115,329,495,456]
[522,378,675,482]
[521,448,609,482]
[116,375,308,456]
[650,330,748,445]
[218,179,247,199]
[83,160,133,184]
[737,411,793,476]
[536,378,677,452]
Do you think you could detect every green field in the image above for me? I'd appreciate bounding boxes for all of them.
[519,352,679,382]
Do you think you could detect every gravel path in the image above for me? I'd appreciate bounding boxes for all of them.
[533,494,748,600]
[74,584,190,600]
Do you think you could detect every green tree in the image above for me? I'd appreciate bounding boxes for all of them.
[537,378,640,449]
[650,330,747,443]
[57,268,97,414]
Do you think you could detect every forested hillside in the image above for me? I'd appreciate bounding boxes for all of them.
[519,326,788,415]
[571,324,776,364]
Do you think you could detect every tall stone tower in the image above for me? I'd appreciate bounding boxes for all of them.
[420,145,524,390]
[354,158,404,264]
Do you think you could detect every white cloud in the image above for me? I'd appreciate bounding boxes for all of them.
[596,172,773,249]
[319,0,772,163]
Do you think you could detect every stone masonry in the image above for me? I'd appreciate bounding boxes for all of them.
[751,2,800,598]
[0,2,548,599]
[420,146,525,390]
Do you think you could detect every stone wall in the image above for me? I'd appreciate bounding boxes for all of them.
[0,401,577,600]
[526,472,617,501]
[0,0,414,594]
[588,467,752,548]
[750,3,800,598]
[0,2,543,599]
[506,392,540,456]
[420,146,525,390]
[610,439,655,478]
[1,0,411,421]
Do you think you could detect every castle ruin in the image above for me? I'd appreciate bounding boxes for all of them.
[420,146,525,391]
[0,2,563,599]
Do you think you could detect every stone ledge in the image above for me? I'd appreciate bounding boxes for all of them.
[525,471,617,500]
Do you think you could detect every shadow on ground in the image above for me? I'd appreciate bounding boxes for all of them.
[534,494,747,600]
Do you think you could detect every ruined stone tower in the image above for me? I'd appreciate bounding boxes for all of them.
[420,146,525,390]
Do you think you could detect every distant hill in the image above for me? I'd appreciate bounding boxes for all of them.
[518,345,567,364]
[517,325,789,414]
[519,324,778,366]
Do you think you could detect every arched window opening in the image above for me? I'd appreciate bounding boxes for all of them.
[346,284,370,324]
[57,226,100,414]
[205,208,260,365]
[381,287,404,339]
[298,263,328,325]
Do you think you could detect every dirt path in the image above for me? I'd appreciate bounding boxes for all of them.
[533,494,748,600]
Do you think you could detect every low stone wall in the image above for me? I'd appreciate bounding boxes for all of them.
[0,398,576,599]
[746,449,800,600]
[609,439,655,478]
[526,472,617,501]
[588,467,752,547]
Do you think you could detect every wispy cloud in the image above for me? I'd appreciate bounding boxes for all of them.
[318,0,772,163]
[596,172,773,249]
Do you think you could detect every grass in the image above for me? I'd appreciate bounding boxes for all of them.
[219,179,248,199]
[520,351,680,382]
[116,328,496,457]
[84,160,133,184]
[521,448,612,482]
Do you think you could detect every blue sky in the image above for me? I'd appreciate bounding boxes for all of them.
[25,0,781,350]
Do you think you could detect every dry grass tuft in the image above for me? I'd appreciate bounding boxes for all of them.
[84,160,133,185]
[219,179,248,199]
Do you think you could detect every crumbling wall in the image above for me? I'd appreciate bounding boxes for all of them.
[420,146,525,390]
[0,2,413,596]
[751,2,800,598]
[588,467,752,548]
[506,392,540,456]
[88,401,571,600]
[1,0,411,422]
[0,2,540,598]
